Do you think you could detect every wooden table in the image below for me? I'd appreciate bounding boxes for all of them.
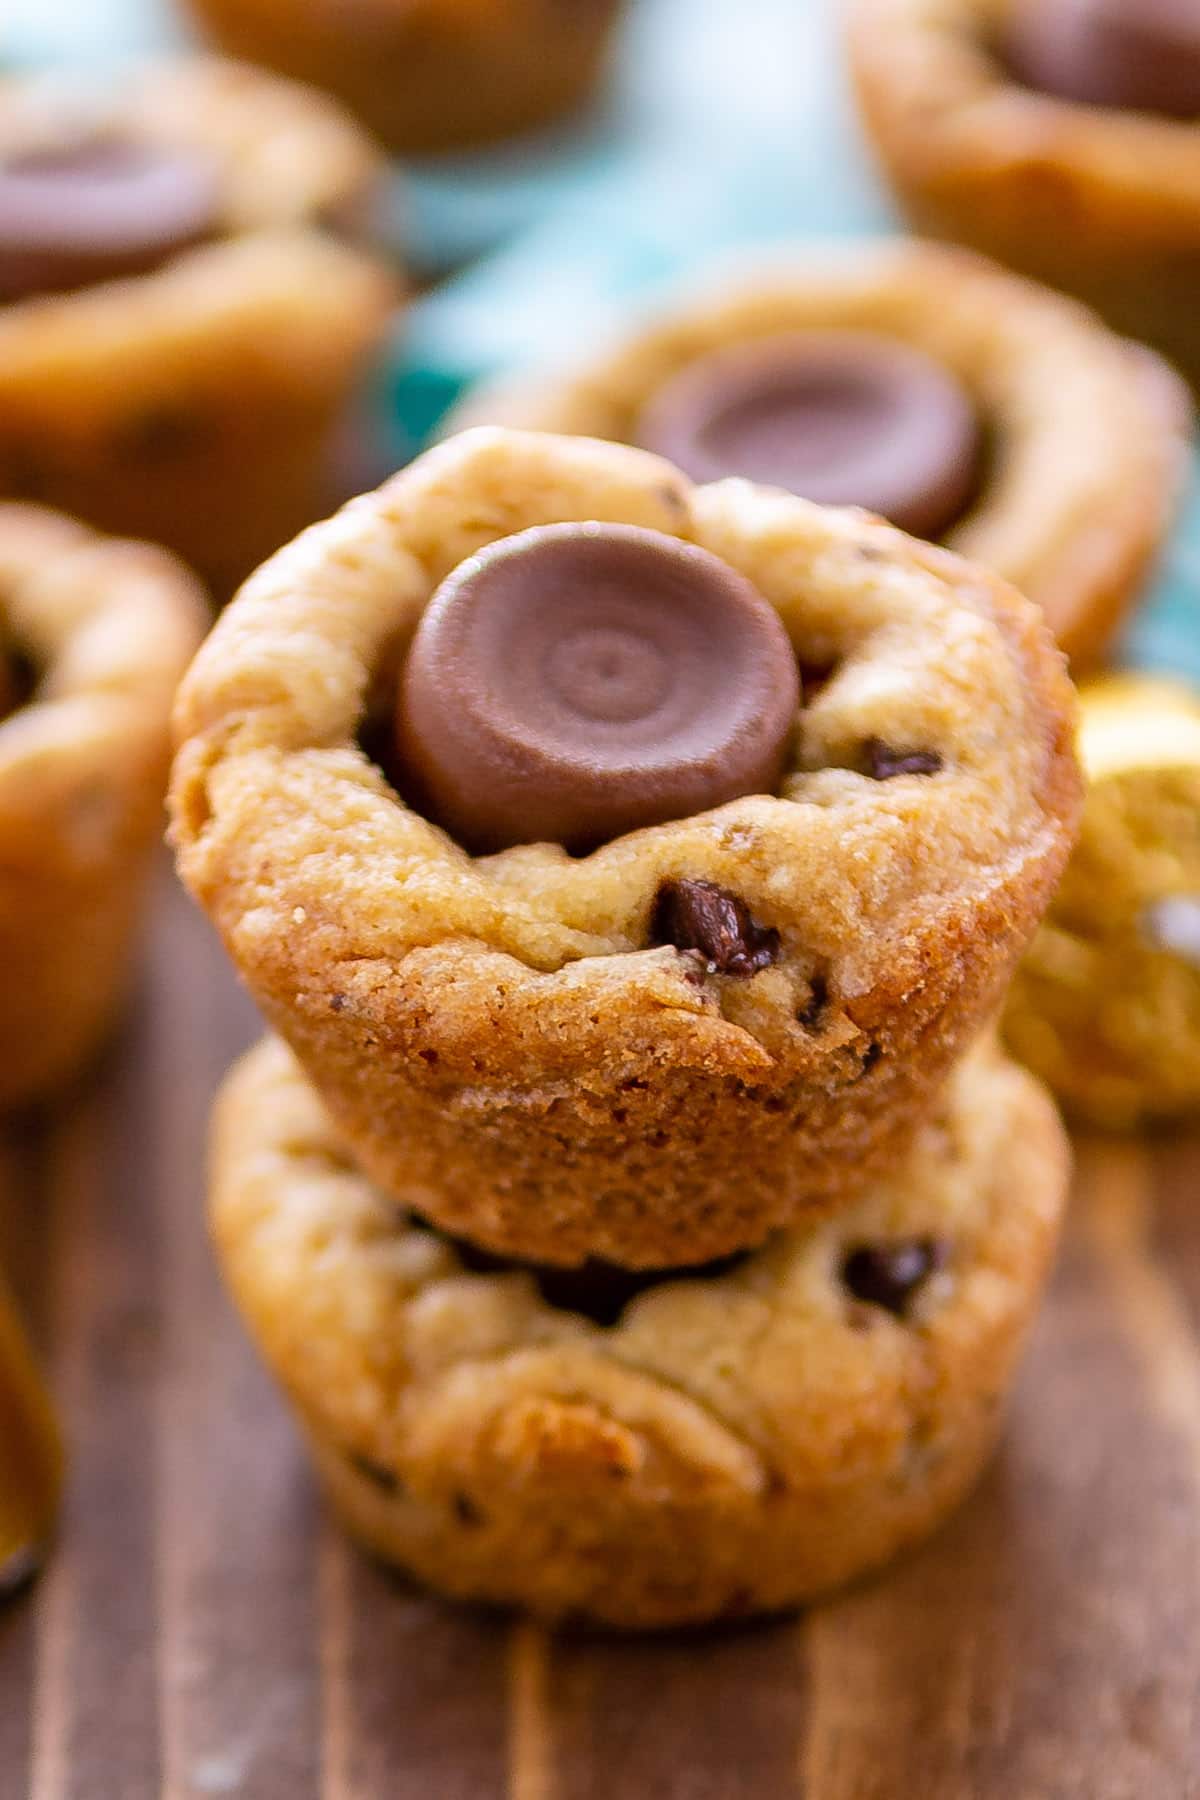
[3,870,1199,1800]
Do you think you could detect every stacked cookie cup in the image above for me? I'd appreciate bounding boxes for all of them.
[173,425,1081,1629]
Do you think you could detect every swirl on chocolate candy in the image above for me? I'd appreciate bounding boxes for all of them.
[635,331,981,541]
[1007,0,1200,120]
[395,522,801,854]
[0,135,222,303]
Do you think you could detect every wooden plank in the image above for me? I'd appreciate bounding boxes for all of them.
[0,1123,51,1795]
[4,865,1200,1797]
[1148,1133,1200,1334]
[800,1141,1200,1800]
[316,1535,510,1800]
[146,878,326,1800]
[543,1618,806,1800]
[27,1041,166,1800]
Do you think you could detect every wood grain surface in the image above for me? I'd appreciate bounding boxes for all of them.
[3,868,1200,1799]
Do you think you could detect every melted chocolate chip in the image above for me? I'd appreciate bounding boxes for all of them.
[451,1228,749,1327]
[651,878,780,977]
[842,1238,946,1317]
[395,523,799,855]
[798,660,838,698]
[0,639,36,724]
[112,404,211,463]
[856,1040,883,1080]
[1007,0,1200,120]
[347,1451,401,1493]
[796,971,829,1030]
[0,1545,43,1597]
[865,739,943,780]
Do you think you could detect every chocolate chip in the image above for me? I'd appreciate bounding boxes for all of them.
[798,660,837,698]
[841,1238,946,1316]
[348,1451,401,1493]
[113,405,209,462]
[0,1545,43,1597]
[651,878,780,977]
[1,446,51,502]
[447,1221,750,1327]
[796,971,829,1030]
[533,1256,746,1326]
[453,1491,484,1527]
[0,639,37,721]
[864,739,943,780]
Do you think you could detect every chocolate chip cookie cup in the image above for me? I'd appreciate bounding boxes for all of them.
[171,427,1080,1267]
[0,505,205,1107]
[0,58,394,594]
[447,241,1192,666]
[846,0,1200,395]
[1005,674,1200,1127]
[211,1033,1068,1629]
[183,0,628,155]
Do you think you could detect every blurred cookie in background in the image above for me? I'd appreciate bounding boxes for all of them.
[0,504,204,1108]
[846,0,1200,394]
[446,240,1192,666]
[181,0,631,155]
[0,58,396,595]
[1005,674,1200,1128]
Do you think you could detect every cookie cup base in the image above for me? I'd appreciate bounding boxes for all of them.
[210,1034,1069,1630]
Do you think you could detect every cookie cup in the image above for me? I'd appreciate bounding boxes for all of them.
[447,241,1191,666]
[183,0,627,154]
[846,0,1200,393]
[0,506,205,1106]
[0,59,394,593]
[1005,675,1200,1126]
[211,1033,1069,1629]
[172,428,1079,1266]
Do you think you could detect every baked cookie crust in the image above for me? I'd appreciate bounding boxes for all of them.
[0,59,394,594]
[447,241,1192,666]
[211,1033,1069,1629]
[172,427,1080,1267]
[0,504,205,1106]
[183,0,627,155]
[846,0,1200,394]
[1005,674,1200,1126]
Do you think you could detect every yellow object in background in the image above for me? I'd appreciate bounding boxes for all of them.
[1005,676,1200,1127]
[0,1276,62,1595]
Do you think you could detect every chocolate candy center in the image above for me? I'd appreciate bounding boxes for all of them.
[1007,0,1200,119]
[635,331,982,541]
[395,522,800,855]
[0,134,222,303]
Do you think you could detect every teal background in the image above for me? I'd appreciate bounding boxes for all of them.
[6,0,1199,679]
